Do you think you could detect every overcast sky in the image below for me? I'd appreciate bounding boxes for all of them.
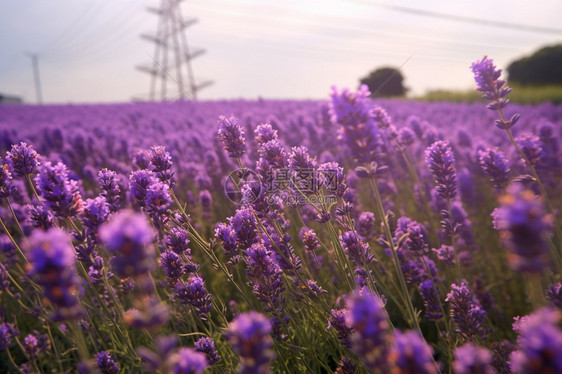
[1,0,561,103]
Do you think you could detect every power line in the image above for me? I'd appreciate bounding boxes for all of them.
[352,1,562,35]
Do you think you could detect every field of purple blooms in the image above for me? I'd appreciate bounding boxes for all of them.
[0,57,561,373]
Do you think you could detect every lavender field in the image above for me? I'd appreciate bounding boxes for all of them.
[0,57,561,373]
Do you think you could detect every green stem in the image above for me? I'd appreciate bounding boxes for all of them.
[446,199,463,281]
[0,216,28,262]
[369,174,422,334]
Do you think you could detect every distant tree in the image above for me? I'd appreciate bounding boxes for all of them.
[507,44,562,86]
[359,67,406,97]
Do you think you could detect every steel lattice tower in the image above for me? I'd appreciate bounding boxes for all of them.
[137,0,212,101]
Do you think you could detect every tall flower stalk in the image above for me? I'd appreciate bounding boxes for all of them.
[471,56,562,260]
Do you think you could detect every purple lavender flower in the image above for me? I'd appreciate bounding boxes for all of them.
[0,159,15,198]
[334,357,356,374]
[226,311,275,374]
[218,115,246,158]
[433,245,455,266]
[389,330,438,374]
[515,133,543,166]
[471,56,520,128]
[98,210,156,277]
[401,259,427,285]
[172,348,208,374]
[478,148,510,189]
[0,263,9,291]
[98,168,121,212]
[95,351,119,374]
[145,179,172,226]
[81,196,110,233]
[491,183,551,273]
[214,222,239,262]
[244,243,285,312]
[345,289,390,371]
[318,162,347,198]
[356,211,375,241]
[254,123,278,145]
[404,220,429,254]
[228,208,260,251]
[199,189,212,215]
[88,255,106,284]
[160,250,187,281]
[35,161,84,218]
[339,231,374,266]
[129,169,157,208]
[305,280,327,298]
[419,280,443,321]
[299,227,320,253]
[329,85,379,163]
[537,120,559,167]
[453,343,496,374]
[194,336,221,365]
[398,127,415,146]
[510,308,562,373]
[25,228,83,320]
[174,276,212,320]
[166,227,190,255]
[373,105,392,129]
[446,280,488,341]
[492,341,515,374]
[262,228,301,271]
[425,140,457,199]
[25,204,54,230]
[259,140,287,169]
[0,322,19,350]
[149,145,175,188]
[21,334,38,359]
[288,146,316,171]
[328,309,352,348]
[6,142,40,177]
[22,331,49,360]
[546,282,562,308]
[133,149,151,170]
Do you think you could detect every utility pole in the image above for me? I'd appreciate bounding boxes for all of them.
[26,53,43,104]
[137,0,212,101]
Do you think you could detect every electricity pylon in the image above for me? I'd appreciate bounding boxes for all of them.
[136,0,212,101]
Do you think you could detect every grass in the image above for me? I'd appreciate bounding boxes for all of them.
[414,84,562,105]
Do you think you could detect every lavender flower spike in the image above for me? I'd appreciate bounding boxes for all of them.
[453,343,496,374]
[172,348,208,374]
[95,351,119,374]
[510,308,562,373]
[491,183,551,273]
[345,289,390,371]
[425,140,457,199]
[390,330,439,374]
[6,142,40,177]
[35,161,84,218]
[194,336,221,365]
[419,280,443,321]
[174,275,212,320]
[478,148,510,189]
[339,231,374,266]
[446,280,488,341]
[226,311,275,374]
[98,210,156,277]
[470,56,519,129]
[98,168,121,212]
[244,243,285,313]
[218,114,246,158]
[25,228,83,320]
